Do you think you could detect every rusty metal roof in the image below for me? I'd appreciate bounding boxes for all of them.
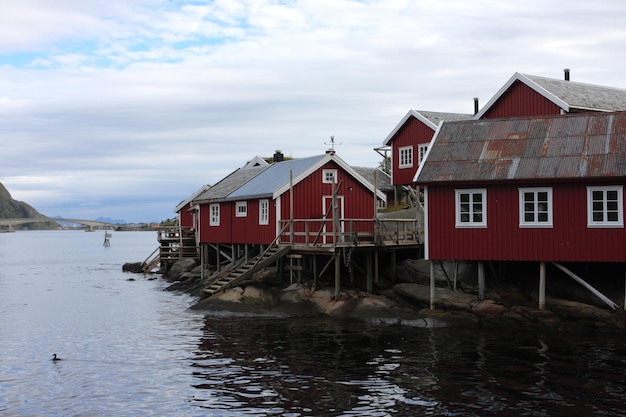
[415,111,626,184]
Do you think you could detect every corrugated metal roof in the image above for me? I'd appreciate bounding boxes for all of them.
[227,154,328,200]
[416,111,626,184]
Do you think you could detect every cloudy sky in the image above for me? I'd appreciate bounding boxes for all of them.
[1,0,625,223]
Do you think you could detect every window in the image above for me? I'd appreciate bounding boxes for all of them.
[209,203,220,226]
[399,146,413,168]
[519,188,553,227]
[236,201,247,217]
[587,186,623,227]
[259,199,269,225]
[322,169,337,184]
[418,143,429,164]
[455,189,487,227]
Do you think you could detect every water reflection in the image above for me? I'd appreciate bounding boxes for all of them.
[189,315,626,416]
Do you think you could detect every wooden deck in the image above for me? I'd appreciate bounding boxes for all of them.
[277,218,421,248]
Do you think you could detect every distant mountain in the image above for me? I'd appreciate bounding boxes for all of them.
[0,182,57,229]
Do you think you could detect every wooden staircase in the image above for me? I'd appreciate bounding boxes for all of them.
[203,245,291,296]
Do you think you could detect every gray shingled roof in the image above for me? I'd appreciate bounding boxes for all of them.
[352,167,393,192]
[524,73,626,112]
[415,111,626,184]
[194,165,269,202]
[417,110,473,125]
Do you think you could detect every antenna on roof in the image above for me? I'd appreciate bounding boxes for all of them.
[325,135,341,154]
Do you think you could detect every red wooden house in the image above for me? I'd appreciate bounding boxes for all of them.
[381,110,472,188]
[193,151,386,247]
[415,111,626,308]
[475,70,626,119]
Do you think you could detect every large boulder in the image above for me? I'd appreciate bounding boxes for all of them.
[166,258,198,280]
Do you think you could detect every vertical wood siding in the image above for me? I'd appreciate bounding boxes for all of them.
[427,183,626,262]
[178,203,194,228]
[230,199,276,245]
[481,81,562,119]
[391,117,436,186]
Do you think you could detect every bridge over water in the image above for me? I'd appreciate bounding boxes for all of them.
[0,218,119,228]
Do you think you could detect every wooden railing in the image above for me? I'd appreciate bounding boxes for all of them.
[278,218,420,247]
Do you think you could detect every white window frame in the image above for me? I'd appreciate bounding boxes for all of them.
[322,169,337,184]
[399,146,413,168]
[455,189,487,228]
[209,203,220,226]
[418,143,429,164]
[587,186,623,228]
[259,199,269,225]
[235,201,247,217]
[519,187,553,228]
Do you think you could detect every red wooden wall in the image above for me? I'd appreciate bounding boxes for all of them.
[390,117,436,186]
[480,80,562,119]
[426,182,626,262]
[178,203,194,228]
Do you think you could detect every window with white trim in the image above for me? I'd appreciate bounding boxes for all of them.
[259,199,269,225]
[322,169,337,184]
[399,146,413,168]
[587,186,623,227]
[519,187,553,227]
[455,189,487,227]
[418,143,429,163]
[236,201,247,217]
[209,203,220,226]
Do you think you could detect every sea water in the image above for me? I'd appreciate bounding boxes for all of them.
[1,230,625,416]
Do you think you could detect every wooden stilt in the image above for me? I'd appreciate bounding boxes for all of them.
[334,251,341,300]
[313,255,318,291]
[478,261,485,301]
[552,262,618,310]
[374,251,379,284]
[216,243,221,272]
[539,261,546,310]
[366,252,373,293]
[429,260,435,310]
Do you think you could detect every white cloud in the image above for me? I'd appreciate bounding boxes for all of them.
[1,0,626,222]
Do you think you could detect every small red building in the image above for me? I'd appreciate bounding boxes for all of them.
[193,151,386,246]
[415,111,626,309]
[381,110,472,187]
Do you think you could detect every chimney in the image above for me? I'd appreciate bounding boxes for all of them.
[473,97,479,115]
[273,150,284,162]
[564,68,570,81]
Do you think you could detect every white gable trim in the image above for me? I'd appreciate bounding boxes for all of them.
[473,72,570,119]
[383,110,438,146]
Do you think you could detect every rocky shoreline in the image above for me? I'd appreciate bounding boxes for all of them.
[130,257,626,331]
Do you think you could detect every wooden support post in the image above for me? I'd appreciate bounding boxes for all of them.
[539,261,546,310]
[216,243,221,272]
[313,255,318,291]
[391,250,397,284]
[201,244,205,280]
[366,252,373,293]
[478,261,485,301]
[374,251,379,284]
[552,262,619,310]
[429,261,435,310]
[453,260,458,291]
[334,251,341,301]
